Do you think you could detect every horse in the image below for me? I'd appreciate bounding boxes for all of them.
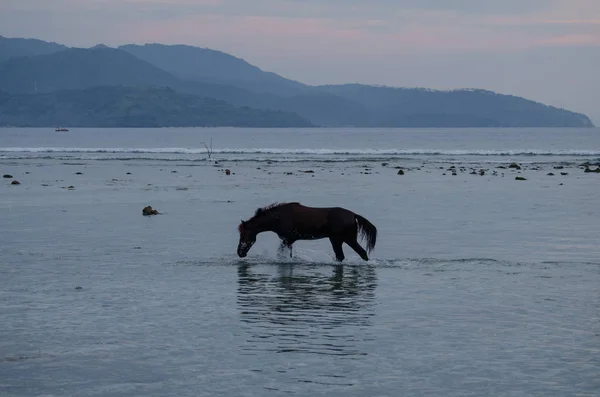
[237,202,377,262]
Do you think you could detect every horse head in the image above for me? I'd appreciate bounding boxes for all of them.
[237,219,257,257]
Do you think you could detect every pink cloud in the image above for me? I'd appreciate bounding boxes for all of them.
[125,13,570,59]
[539,34,600,45]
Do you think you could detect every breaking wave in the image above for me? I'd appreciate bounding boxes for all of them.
[1,147,600,156]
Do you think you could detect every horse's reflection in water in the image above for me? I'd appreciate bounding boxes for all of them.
[237,263,377,357]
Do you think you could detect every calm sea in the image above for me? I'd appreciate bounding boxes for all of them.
[1,127,599,396]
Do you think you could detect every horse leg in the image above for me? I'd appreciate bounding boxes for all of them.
[278,239,293,258]
[329,237,345,262]
[345,238,369,261]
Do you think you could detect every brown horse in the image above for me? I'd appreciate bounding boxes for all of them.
[237,202,377,262]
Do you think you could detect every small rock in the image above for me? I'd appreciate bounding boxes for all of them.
[381,162,389,167]
[515,176,527,181]
[479,169,485,176]
[560,172,568,176]
[75,286,83,290]
[452,172,457,176]
[284,172,293,175]
[11,180,20,185]
[171,170,177,173]
[584,167,600,173]
[25,172,30,175]
[509,163,521,170]
[299,170,314,173]
[553,166,564,169]
[3,174,13,178]
[75,172,83,175]
[397,170,404,175]
[547,172,555,176]
[142,206,159,216]
[225,169,231,175]
[126,172,132,175]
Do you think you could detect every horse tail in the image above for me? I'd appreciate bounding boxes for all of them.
[355,213,377,254]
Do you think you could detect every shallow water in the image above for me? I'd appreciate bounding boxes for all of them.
[1,127,599,396]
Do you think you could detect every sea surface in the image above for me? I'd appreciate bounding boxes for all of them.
[1,127,599,396]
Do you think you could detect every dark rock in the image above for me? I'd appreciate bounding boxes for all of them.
[10,180,20,185]
[553,166,564,169]
[496,166,506,169]
[171,170,177,173]
[3,174,13,178]
[142,206,159,216]
[397,169,405,175]
[299,170,314,173]
[126,172,132,175]
[381,162,389,167]
[470,171,477,175]
[584,167,600,173]
[225,169,231,175]
[452,172,457,176]
[75,172,83,175]
[547,172,555,176]
[75,286,83,290]
[515,176,527,181]
[560,172,568,176]
[509,163,521,170]
[479,169,485,176]
[284,172,293,175]
[25,172,30,174]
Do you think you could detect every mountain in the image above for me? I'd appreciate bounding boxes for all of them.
[0,35,67,63]
[0,47,181,94]
[0,86,314,127]
[0,35,594,128]
[119,43,307,96]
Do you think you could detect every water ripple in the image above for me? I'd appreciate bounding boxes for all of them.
[236,263,377,358]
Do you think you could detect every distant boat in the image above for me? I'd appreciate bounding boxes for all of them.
[55,127,69,132]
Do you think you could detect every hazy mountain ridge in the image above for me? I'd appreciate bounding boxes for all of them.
[119,43,308,96]
[0,35,67,63]
[0,86,314,128]
[0,35,594,128]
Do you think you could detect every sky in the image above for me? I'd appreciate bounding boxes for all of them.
[1,0,599,122]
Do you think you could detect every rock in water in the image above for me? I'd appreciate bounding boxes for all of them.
[11,180,20,185]
[397,169,405,175]
[142,206,159,216]
[584,167,600,173]
[515,176,527,181]
[3,174,13,179]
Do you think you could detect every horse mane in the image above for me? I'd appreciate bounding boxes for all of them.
[254,202,298,217]
[239,202,299,233]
